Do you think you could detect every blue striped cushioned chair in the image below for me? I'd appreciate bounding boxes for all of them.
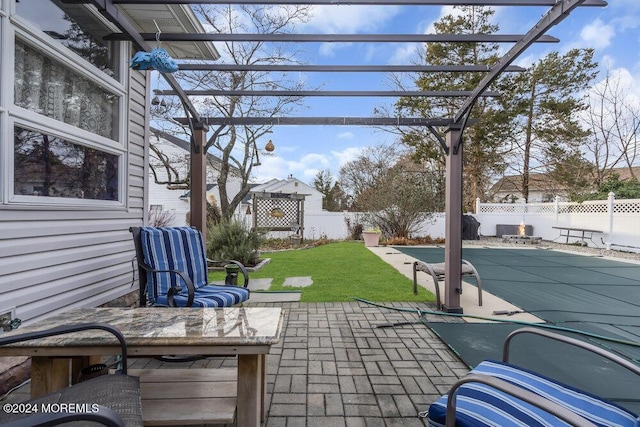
[135,226,250,307]
[425,327,640,427]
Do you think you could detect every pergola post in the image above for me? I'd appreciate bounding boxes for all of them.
[190,121,209,242]
[443,124,463,313]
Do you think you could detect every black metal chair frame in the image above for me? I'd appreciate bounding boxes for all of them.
[431,327,640,427]
[0,323,142,427]
[129,226,249,307]
[412,259,483,309]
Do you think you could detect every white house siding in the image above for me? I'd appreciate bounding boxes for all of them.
[147,132,247,225]
[0,15,148,327]
[148,136,191,226]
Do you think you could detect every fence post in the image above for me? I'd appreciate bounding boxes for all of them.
[607,192,615,250]
[554,196,560,226]
[475,198,481,214]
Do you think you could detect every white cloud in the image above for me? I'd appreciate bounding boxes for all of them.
[303,5,401,34]
[389,43,419,65]
[330,146,365,169]
[513,53,539,69]
[599,55,617,70]
[424,6,462,33]
[252,145,366,182]
[337,132,355,140]
[580,19,615,49]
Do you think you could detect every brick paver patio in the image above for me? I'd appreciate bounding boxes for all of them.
[3,301,469,426]
[258,301,468,427]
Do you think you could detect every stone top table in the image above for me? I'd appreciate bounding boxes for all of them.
[0,307,283,427]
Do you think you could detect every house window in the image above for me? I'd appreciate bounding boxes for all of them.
[14,126,119,201]
[14,39,119,140]
[14,0,120,79]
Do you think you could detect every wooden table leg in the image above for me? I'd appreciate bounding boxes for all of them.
[30,357,70,398]
[237,354,262,427]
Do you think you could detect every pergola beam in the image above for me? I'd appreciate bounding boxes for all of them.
[107,32,559,43]
[156,90,500,97]
[103,0,607,6]
[455,0,595,123]
[175,64,526,72]
[82,0,202,121]
[174,116,468,126]
[440,0,606,314]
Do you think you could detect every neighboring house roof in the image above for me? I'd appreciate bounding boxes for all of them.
[490,165,640,198]
[490,173,560,195]
[613,166,640,181]
[150,128,242,175]
[250,176,321,198]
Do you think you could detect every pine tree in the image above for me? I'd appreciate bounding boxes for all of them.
[395,6,508,209]
[497,49,598,202]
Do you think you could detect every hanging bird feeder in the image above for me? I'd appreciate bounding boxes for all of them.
[265,139,275,152]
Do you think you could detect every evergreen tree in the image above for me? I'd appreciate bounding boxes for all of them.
[497,49,598,201]
[395,6,509,210]
[312,170,334,211]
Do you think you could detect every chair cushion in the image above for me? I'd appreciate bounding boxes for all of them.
[156,286,250,307]
[194,285,250,305]
[140,227,209,305]
[427,360,639,427]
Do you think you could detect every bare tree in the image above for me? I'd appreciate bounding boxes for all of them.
[583,69,640,184]
[153,4,313,220]
[339,145,443,238]
[149,141,190,190]
[148,208,176,227]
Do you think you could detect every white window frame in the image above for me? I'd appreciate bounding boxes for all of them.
[10,118,126,208]
[4,2,130,208]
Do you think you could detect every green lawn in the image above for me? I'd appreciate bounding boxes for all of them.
[211,241,435,303]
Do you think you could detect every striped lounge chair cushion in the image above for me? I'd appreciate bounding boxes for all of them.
[427,360,639,427]
[140,227,249,306]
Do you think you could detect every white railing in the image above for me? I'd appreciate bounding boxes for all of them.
[475,193,640,252]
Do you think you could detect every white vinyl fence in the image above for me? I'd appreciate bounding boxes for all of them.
[242,211,448,241]
[475,193,640,252]
[242,193,639,252]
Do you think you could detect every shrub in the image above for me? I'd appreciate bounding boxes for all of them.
[207,220,265,265]
[350,223,364,240]
[148,208,175,227]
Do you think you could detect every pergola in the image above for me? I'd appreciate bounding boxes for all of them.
[65,0,606,313]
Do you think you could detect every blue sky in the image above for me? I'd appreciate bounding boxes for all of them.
[226,2,640,185]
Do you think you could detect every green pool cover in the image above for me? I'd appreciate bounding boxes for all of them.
[395,246,640,413]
